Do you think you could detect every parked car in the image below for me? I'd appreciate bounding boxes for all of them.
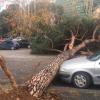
[0,39,5,44]
[59,53,100,88]
[0,40,20,50]
[13,37,30,48]
[13,37,25,41]
[18,39,30,48]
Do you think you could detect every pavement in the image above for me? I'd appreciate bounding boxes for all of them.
[1,49,100,100]
[0,49,54,84]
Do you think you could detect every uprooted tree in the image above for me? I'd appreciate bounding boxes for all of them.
[0,25,99,98]
[25,24,100,97]
[25,39,97,97]
[0,1,100,98]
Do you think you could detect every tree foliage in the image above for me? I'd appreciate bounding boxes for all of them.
[0,2,100,54]
[31,15,100,54]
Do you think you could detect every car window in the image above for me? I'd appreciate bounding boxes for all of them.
[1,41,6,45]
[0,41,7,48]
[87,53,100,61]
[6,41,13,44]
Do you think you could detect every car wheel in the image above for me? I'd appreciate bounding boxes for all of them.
[72,72,91,88]
[28,45,31,49]
[11,47,15,50]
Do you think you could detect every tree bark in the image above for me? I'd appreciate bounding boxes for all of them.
[64,33,76,51]
[25,39,96,97]
[92,25,100,40]
[0,56,17,89]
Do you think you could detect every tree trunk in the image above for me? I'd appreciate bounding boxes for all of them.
[64,33,76,51]
[25,39,95,97]
[0,56,17,89]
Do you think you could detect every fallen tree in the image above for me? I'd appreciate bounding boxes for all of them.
[0,56,17,89]
[24,25,100,97]
[25,39,96,97]
[25,25,100,97]
[0,25,99,98]
[0,39,98,98]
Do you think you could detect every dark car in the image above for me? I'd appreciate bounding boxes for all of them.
[13,37,30,48]
[0,40,20,50]
[18,39,30,48]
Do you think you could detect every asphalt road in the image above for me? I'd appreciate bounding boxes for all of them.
[0,49,54,84]
[0,49,100,93]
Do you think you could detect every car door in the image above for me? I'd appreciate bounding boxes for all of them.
[94,59,100,84]
[6,41,13,49]
[0,41,7,49]
[0,41,13,50]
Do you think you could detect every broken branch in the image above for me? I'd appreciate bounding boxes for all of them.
[0,56,17,89]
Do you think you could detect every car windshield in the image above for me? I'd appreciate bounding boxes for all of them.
[87,53,100,61]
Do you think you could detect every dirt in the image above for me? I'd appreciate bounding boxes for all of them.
[0,87,61,100]
[0,50,59,100]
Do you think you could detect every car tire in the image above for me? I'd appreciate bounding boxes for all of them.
[11,47,15,50]
[28,45,31,49]
[72,72,91,89]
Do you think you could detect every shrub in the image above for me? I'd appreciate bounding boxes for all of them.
[31,30,65,54]
[31,35,51,54]
[31,16,100,54]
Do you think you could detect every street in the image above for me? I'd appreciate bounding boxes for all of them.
[0,49,100,100]
[0,49,54,84]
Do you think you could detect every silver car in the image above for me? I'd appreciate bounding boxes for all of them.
[59,53,100,88]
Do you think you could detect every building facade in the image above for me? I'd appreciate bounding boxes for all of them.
[55,0,93,17]
[55,0,64,5]
[94,0,100,7]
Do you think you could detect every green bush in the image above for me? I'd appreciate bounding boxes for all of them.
[31,35,51,54]
[31,16,99,54]
[31,31,64,54]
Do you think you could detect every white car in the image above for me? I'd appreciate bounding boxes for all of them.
[59,53,100,88]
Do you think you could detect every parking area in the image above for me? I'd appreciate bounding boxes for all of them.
[0,49,35,58]
[0,49,54,84]
[0,49,100,99]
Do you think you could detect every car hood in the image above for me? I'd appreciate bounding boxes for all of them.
[60,56,94,69]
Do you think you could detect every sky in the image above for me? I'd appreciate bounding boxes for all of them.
[0,0,56,12]
[0,0,33,12]
[0,0,15,12]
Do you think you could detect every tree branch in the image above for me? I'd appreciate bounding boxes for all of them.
[76,24,80,35]
[0,56,17,89]
[46,48,63,53]
[72,39,96,54]
[25,38,97,98]
[92,25,100,40]
[44,35,54,48]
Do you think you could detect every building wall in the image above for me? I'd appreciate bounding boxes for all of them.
[55,0,93,17]
[55,0,64,5]
[50,0,56,3]
[36,0,54,3]
[94,0,100,7]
